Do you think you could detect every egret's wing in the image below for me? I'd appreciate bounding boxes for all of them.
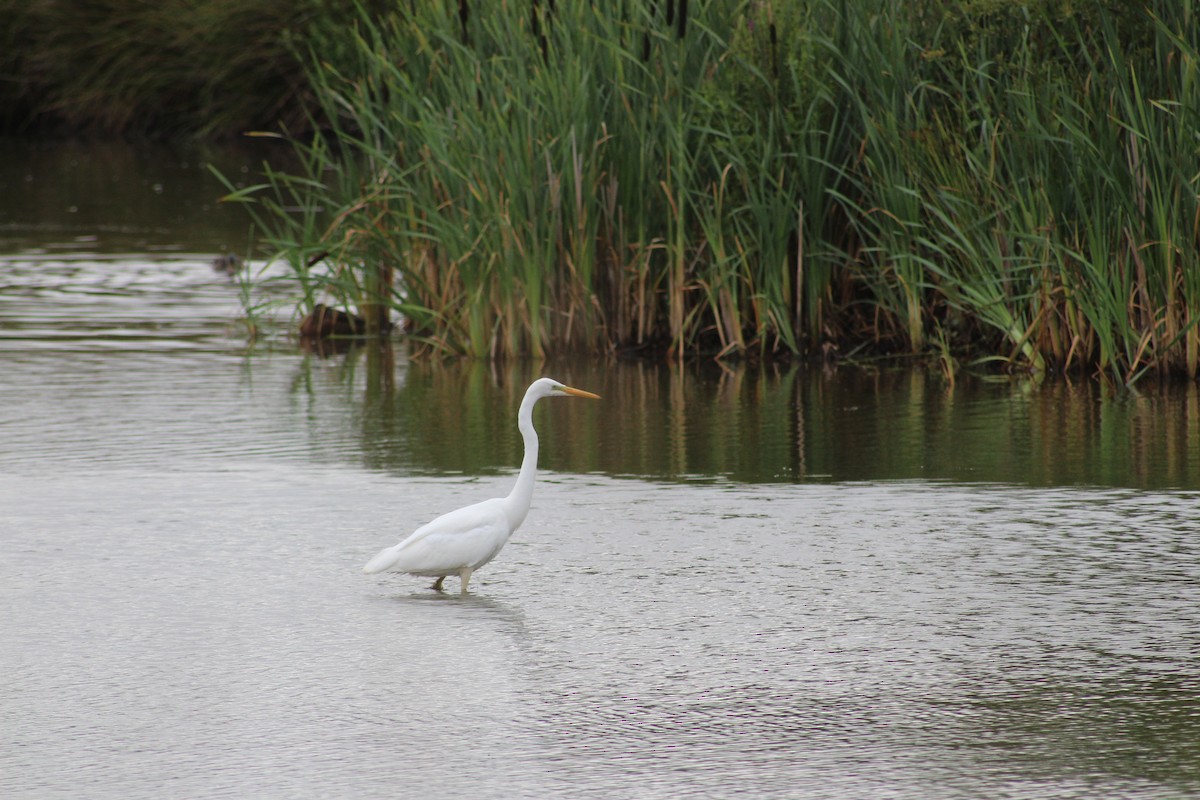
[393,521,509,574]
[362,498,510,574]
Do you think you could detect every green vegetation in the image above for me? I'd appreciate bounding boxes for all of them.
[0,0,378,138]
[7,1,1197,382]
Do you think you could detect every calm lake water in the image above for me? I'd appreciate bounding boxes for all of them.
[2,140,1198,799]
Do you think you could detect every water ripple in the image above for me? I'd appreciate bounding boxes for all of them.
[2,470,1198,799]
[3,250,1199,798]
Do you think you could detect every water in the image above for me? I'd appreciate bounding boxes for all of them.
[2,141,1198,799]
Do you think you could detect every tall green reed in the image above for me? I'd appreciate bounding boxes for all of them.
[223,0,1199,382]
[229,1,745,358]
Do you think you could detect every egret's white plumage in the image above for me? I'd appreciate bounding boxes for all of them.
[362,377,600,593]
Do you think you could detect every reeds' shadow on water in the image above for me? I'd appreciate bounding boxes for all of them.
[331,352,1200,490]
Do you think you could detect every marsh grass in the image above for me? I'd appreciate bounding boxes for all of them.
[0,0,379,137]
[221,0,1199,381]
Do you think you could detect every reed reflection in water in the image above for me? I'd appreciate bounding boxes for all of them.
[2,335,1198,491]
[321,350,1200,490]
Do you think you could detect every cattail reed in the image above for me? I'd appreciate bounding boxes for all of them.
[216,0,1198,382]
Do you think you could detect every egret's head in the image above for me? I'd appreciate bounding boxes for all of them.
[531,377,601,401]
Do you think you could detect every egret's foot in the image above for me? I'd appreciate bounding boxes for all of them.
[431,576,445,591]
[459,567,474,595]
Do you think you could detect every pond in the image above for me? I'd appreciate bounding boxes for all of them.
[2,139,1198,799]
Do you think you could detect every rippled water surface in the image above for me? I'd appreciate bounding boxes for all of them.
[2,142,1199,799]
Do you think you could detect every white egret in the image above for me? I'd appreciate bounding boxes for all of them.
[363,377,600,593]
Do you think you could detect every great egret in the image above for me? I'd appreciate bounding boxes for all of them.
[363,377,600,593]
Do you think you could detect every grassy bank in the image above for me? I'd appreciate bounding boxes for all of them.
[0,0,389,138]
[215,0,1198,381]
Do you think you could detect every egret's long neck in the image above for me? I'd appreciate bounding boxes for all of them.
[503,391,540,530]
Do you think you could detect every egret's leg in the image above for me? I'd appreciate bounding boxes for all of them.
[431,576,445,591]
[459,567,473,594]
